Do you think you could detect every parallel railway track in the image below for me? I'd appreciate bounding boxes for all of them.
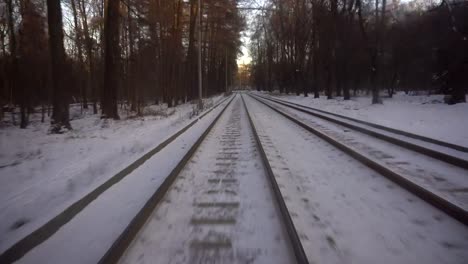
[251,93,468,170]
[0,95,233,264]
[5,92,466,263]
[100,93,309,264]
[248,93,468,226]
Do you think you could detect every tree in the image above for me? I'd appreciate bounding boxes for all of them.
[250,0,465,104]
[101,0,120,119]
[47,0,71,132]
[5,0,19,126]
[1,0,245,131]
[69,0,87,109]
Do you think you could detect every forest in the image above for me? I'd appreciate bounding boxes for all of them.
[249,0,468,104]
[0,0,244,131]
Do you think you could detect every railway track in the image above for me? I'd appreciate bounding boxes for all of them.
[248,93,468,226]
[0,95,233,264]
[251,93,468,168]
[243,94,468,263]
[252,93,468,154]
[100,93,309,264]
[6,92,467,263]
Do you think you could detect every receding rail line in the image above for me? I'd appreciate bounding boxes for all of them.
[248,93,468,227]
[0,95,233,264]
[251,93,468,169]
[241,94,309,264]
[253,93,468,152]
[102,93,308,264]
[98,95,235,264]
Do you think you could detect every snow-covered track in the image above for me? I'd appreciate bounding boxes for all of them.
[241,94,309,264]
[243,95,468,263]
[252,93,468,169]
[247,93,468,226]
[103,93,306,264]
[97,95,235,264]
[0,95,233,264]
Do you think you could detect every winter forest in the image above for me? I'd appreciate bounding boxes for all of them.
[1,0,468,263]
[0,0,467,132]
[249,0,467,103]
[0,0,244,132]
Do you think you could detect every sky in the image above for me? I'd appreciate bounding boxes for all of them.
[237,36,253,66]
[235,0,267,66]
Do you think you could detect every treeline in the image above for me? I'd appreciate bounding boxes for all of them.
[0,0,244,131]
[250,0,468,104]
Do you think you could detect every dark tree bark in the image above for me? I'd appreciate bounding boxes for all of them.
[126,6,138,113]
[102,0,120,119]
[70,0,87,109]
[6,0,23,128]
[47,0,71,132]
[78,0,97,114]
[357,0,382,104]
[186,0,198,100]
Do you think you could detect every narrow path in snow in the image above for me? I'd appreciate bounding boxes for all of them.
[118,95,296,263]
[244,95,468,264]
[250,94,468,214]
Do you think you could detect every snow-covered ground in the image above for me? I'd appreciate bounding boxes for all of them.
[252,94,468,211]
[120,95,294,263]
[14,96,233,264]
[0,95,224,254]
[259,91,468,147]
[244,94,468,264]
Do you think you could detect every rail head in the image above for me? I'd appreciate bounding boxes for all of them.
[252,92,468,153]
[241,93,309,264]
[98,95,236,264]
[250,93,468,170]
[248,93,468,227]
[0,94,234,264]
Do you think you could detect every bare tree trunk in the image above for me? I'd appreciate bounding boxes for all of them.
[102,0,120,119]
[6,0,24,128]
[126,6,137,113]
[357,0,381,104]
[70,0,87,109]
[78,0,96,113]
[47,0,71,132]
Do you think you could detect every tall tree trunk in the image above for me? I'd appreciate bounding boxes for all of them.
[78,0,96,113]
[126,6,137,113]
[102,0,120,119]
[186,0,197,100]
[6,0,22,127]
[47,0,71,132]
[70,0,87,109]
[312,3,320,98]
[357,0,381,104]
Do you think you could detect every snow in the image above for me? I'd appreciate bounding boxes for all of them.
[252,94,468,211]
[120,95,294,263]
[259,91,468,147]
[2,90,468,264]
[12,96,232,264]
[244,95,468,264]
[0,95,224,255]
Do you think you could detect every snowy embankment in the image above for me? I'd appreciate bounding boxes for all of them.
[0,95,223,253]
[261,91,468,147]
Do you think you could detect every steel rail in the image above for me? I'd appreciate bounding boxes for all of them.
[247,93,468,226]
[251,93,468,169]
[98,95,236,264]
[241,93,309,264]
[0,95,233,264]
[253,93,468,153]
